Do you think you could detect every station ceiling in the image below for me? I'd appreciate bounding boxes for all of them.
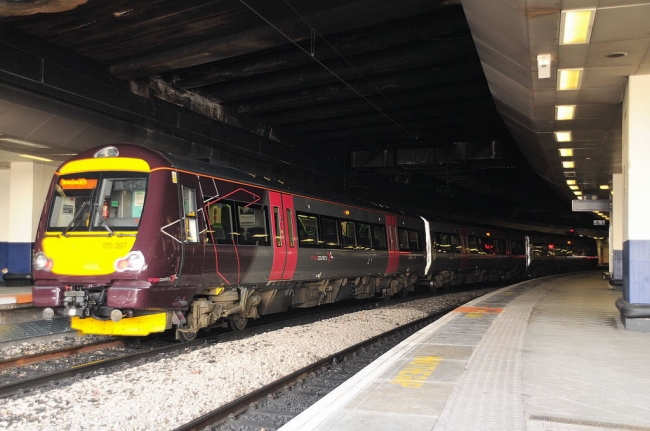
[0,0,639,230]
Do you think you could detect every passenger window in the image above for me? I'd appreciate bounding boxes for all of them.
[468,236,479,254]
[437,233,461,253]
[297,212,319,248]
[357,222,373,249]
[408,230,420,251]
[321,217,340,247]
[235,203,269,246]
[373,224,388,250]
[495,239,506,255]
[398,228,410,250]
[205,200,235,244]
[341,220,356,249]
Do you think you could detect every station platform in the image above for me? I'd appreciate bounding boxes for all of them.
[0,281,33,309]
[280,271,650,431]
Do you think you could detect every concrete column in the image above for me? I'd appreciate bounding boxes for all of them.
[610,173,623,288]
[617,74,650,330]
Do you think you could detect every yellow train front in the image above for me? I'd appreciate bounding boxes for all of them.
[32,145,194,337]
[32,144,428,340]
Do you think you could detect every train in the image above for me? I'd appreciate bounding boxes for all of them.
[31,144,598,340]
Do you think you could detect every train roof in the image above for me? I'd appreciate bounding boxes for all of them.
[67,143,418,218]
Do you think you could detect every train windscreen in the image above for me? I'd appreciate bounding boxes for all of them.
[47,172,148,232]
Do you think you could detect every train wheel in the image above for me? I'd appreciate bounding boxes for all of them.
[177,327,198,342]
[228,314,248,331]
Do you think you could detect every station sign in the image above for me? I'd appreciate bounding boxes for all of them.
[572,199,610,212]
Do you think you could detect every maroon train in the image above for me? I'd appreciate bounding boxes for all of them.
[31,144,597,340]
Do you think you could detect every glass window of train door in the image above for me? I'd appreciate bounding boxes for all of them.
[273,206,282,247]
[182,187,199,243]
[286,208,295,247]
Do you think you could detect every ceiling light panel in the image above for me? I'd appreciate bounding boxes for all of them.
[558,69,583,90]
[556,105,576,120]
[555,131,572,142]
[562,161,575,169]
[559,148,574,157]
[560,9,596,45]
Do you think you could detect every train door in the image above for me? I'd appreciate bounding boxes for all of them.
[385,215,399,273]
[179,184,204,285]
[268,191,298,280]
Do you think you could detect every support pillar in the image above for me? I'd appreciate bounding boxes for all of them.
[616,74,650,330]
[610,173,623,289]
[1,162,54,283]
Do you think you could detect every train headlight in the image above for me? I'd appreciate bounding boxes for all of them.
[33,252,53,271]
[94,146,119,158]
[114,251,146,272]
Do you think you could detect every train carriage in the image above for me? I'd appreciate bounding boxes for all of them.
[423,221,526,290]
[32,144,426,340]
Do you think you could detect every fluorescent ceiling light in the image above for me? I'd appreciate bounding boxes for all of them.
[560,9,596,45]
[558,148,574,157]
[555,131,572,142]
[0,137,49,149]
[569,185,579,190]
[574,191,583,197]
[19,154,53,162]
[599,184,610,190]
[566,179,576,185]
[558,69,583,90]
[556,105,576,120]
[562,161,575,169]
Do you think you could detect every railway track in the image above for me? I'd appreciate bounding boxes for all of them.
[0,290,443,399]
[172,308,452,431]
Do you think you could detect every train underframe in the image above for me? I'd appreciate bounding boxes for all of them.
[56,272,419,341]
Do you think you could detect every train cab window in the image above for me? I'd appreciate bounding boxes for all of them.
[47,173,148,232]
[357,222,373,249]
[320,217,340,248]
[373,224,388,250]
[340,221,357,249]
[297,212,319,248]
[235,203,269,246]
[182,187,199,243]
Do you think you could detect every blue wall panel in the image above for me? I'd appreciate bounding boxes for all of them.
[623,240,650,304]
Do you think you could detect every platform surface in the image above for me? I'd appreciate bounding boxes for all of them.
[0,282,33,307]
[280,272,650,431]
